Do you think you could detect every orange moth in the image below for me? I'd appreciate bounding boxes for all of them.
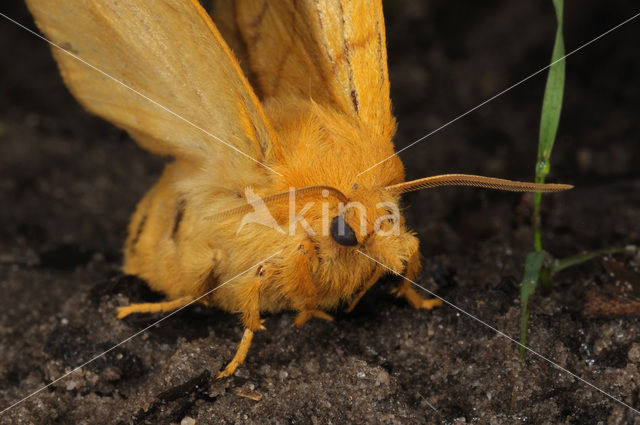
[26,0,571,378]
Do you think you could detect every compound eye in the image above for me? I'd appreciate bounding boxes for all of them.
[330,216,358,246]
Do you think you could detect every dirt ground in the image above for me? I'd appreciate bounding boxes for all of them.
[1,1,639,424]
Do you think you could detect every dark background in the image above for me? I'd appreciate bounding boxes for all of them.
[1,1,639,424]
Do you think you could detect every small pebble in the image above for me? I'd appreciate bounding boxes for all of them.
[259,364,272,376]
[375,370,389,386]
[628,343,640,363]
[180,417,196,425]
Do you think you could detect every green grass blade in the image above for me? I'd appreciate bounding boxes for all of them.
[522,0,566,353]
[551,245,638,275]
[519,251,545,357]
[538,0,565,161]
[533,0,566,252]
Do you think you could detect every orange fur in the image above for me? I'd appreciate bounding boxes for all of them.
[27,0,568,378]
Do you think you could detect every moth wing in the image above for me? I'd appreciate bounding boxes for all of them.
[213,0,393,136]
[26,0,280,173]
[210,0,253,84]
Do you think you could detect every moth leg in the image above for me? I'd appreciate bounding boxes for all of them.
[294,310,334,328]
[116,295,194,319]
[392,250,443,310]
[286,240,333,328]
[218,271,265,379]
[216,328,254,379]
[345,266,384,313]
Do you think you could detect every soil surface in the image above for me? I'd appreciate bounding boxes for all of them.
[1,1,639,424]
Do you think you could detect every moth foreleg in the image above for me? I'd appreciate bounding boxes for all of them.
[216,328,254,379]
[218,273,265,379]
[392,248,443,310]
[283,240,333,328]
[239,275,266,332]
[345,266,384,313]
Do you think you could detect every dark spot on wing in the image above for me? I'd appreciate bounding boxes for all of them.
[198,267,221,298]
[248,0,268,30]
[130,214,147,249]
[59,42,78,54]
[351,89,360,112]
[172,199,186,241]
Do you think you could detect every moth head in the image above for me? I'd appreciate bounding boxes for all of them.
[327,183,403,247]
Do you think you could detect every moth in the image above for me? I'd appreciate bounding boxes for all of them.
[26,0,570,378]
